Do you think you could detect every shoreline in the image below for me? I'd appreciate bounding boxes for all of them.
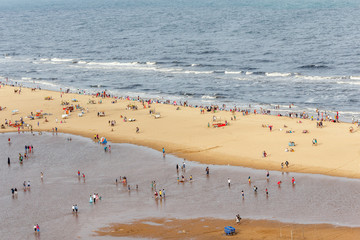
[1,85,360,179]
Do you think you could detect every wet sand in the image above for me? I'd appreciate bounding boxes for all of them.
[2,133,360,239]
[1,85,360,179]
[96,218,360,240]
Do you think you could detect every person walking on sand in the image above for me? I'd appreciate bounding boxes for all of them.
[8,157,10,165]
[241,190,244,199]
[248,176,251,184]
[206,166,209,175]
[266,188,269,196]
[291,177,296,185]
[266,171,269,179]
[277,181,282,187]
[162,147,165,157]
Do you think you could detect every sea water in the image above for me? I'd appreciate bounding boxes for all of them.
[1,0,360,120]
[1,132,360,239]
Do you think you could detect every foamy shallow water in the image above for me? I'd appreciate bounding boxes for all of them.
[1,132,360,240]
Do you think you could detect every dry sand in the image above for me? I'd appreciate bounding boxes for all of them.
[1,85,359,178]
[95,217,360,240]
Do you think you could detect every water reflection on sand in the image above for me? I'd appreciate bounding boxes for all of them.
[1,132,360,240]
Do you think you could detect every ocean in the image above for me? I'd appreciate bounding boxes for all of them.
[1,0,360,120]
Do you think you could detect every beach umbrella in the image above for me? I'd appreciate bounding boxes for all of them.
[100,137,107,144]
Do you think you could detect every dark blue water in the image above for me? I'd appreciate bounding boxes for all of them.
[1,0,360,119]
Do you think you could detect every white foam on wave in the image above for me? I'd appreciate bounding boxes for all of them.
[51,58,74,62]
[296,75,335,81]
[191,64,199,67]
[201,95,216,99]
[225,71,242,74]
[35,81,59,87]
[182,70,213,75]
[146,62,156,65]
[350,76,360,80]
[87,61,129,66]
[235,77,249,81]
[245,71,253,75]
[265,72,292,77]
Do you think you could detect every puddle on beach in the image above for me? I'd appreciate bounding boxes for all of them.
[1,132,360,240]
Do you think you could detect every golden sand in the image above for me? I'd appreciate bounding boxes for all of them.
[1,85,359,178]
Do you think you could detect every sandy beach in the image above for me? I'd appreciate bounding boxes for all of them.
[1,85,359,178]
[2,85,360,239]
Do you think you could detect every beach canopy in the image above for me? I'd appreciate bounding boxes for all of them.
[100,137,107,144]
[12,109,19,115]
[62,114,68,119]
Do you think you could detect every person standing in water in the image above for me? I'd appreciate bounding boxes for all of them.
[241,190,244,199]
[291,177,296,185]
[228,178,231,187]
[8,157,10,165]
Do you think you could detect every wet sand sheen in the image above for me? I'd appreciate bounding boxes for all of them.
[1,132,360,239]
